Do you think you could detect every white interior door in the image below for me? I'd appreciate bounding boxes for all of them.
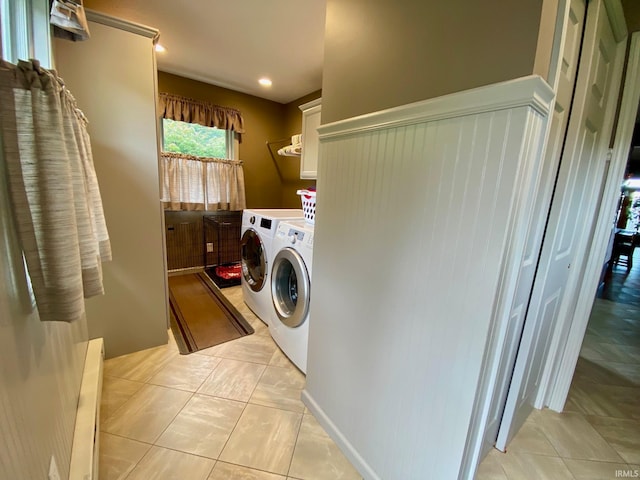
[478,0,587,459]
[496,0,626,451]
[545,30,640,411]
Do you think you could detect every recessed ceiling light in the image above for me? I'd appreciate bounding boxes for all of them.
[155,43,166,53]
[258,78,272,87]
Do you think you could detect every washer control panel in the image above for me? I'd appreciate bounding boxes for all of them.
[276,223,314,248]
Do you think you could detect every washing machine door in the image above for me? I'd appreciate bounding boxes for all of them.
[271,247,310,328]
[241,229,267,292]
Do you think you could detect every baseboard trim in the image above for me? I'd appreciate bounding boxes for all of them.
[301,389,381,480]
[168,266,204,276]
[69,338,104,480]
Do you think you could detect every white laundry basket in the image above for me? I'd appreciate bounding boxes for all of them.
[296,189,316,224]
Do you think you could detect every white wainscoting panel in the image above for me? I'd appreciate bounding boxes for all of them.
[302,76,554,480]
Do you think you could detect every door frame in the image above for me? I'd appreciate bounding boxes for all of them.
[459,2,578,476]
[540,29,640,410]
[495,0,628,450]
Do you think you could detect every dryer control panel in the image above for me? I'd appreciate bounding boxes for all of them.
[260,218,272,229]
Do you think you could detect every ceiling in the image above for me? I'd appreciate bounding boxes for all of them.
[84,0,327,104]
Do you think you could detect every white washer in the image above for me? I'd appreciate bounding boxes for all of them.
[240,209,303,326]
[270,219,314,373]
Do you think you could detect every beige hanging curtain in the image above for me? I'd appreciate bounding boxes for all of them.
[158,92,246,211]
[0,59,111,323]
[161,152,246,211]
[158,92,245,140]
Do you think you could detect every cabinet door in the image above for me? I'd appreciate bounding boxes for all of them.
[300,100,321,179]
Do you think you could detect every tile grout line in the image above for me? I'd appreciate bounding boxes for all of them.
[103,286,351,479]
[556,457,578,480]
[507,263,640,477]
[212,352,305,477]
[100,382,151,432]
[285,402,307,479]
[552,410,628,463]
[128,380,199,478]
[529,410,564,460]
[209,353,269,470]
[107,352,207,479]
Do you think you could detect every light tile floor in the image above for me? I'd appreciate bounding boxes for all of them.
[476,251,640,480]
[101,258,639,480]
[99,285,362,480]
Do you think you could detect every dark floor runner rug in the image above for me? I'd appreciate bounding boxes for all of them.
[168,272,253,354]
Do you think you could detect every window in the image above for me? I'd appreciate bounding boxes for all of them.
[1,0,52,67]
[162,119,236,160]
[158,93,246,211]
[2,0,53,305]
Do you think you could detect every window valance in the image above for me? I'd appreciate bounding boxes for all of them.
[159,92,245,137]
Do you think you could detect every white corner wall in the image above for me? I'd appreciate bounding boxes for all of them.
[303,76,554,479]
[53,16,168,358]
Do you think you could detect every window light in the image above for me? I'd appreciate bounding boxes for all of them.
[623,178,640,190]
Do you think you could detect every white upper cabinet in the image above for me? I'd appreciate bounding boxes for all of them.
[299,98,322,179]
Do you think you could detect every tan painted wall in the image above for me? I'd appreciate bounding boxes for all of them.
[321,0,545,124]
[54,21,169,359]
[623,0,640,32]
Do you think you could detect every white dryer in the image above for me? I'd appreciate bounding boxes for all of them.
[240,209,303,326]
[270,219,314,373]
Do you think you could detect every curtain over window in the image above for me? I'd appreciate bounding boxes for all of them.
[159,92,245,140]
[161,152,246,211]
[0,59,111,323]
[158,92,246,211]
